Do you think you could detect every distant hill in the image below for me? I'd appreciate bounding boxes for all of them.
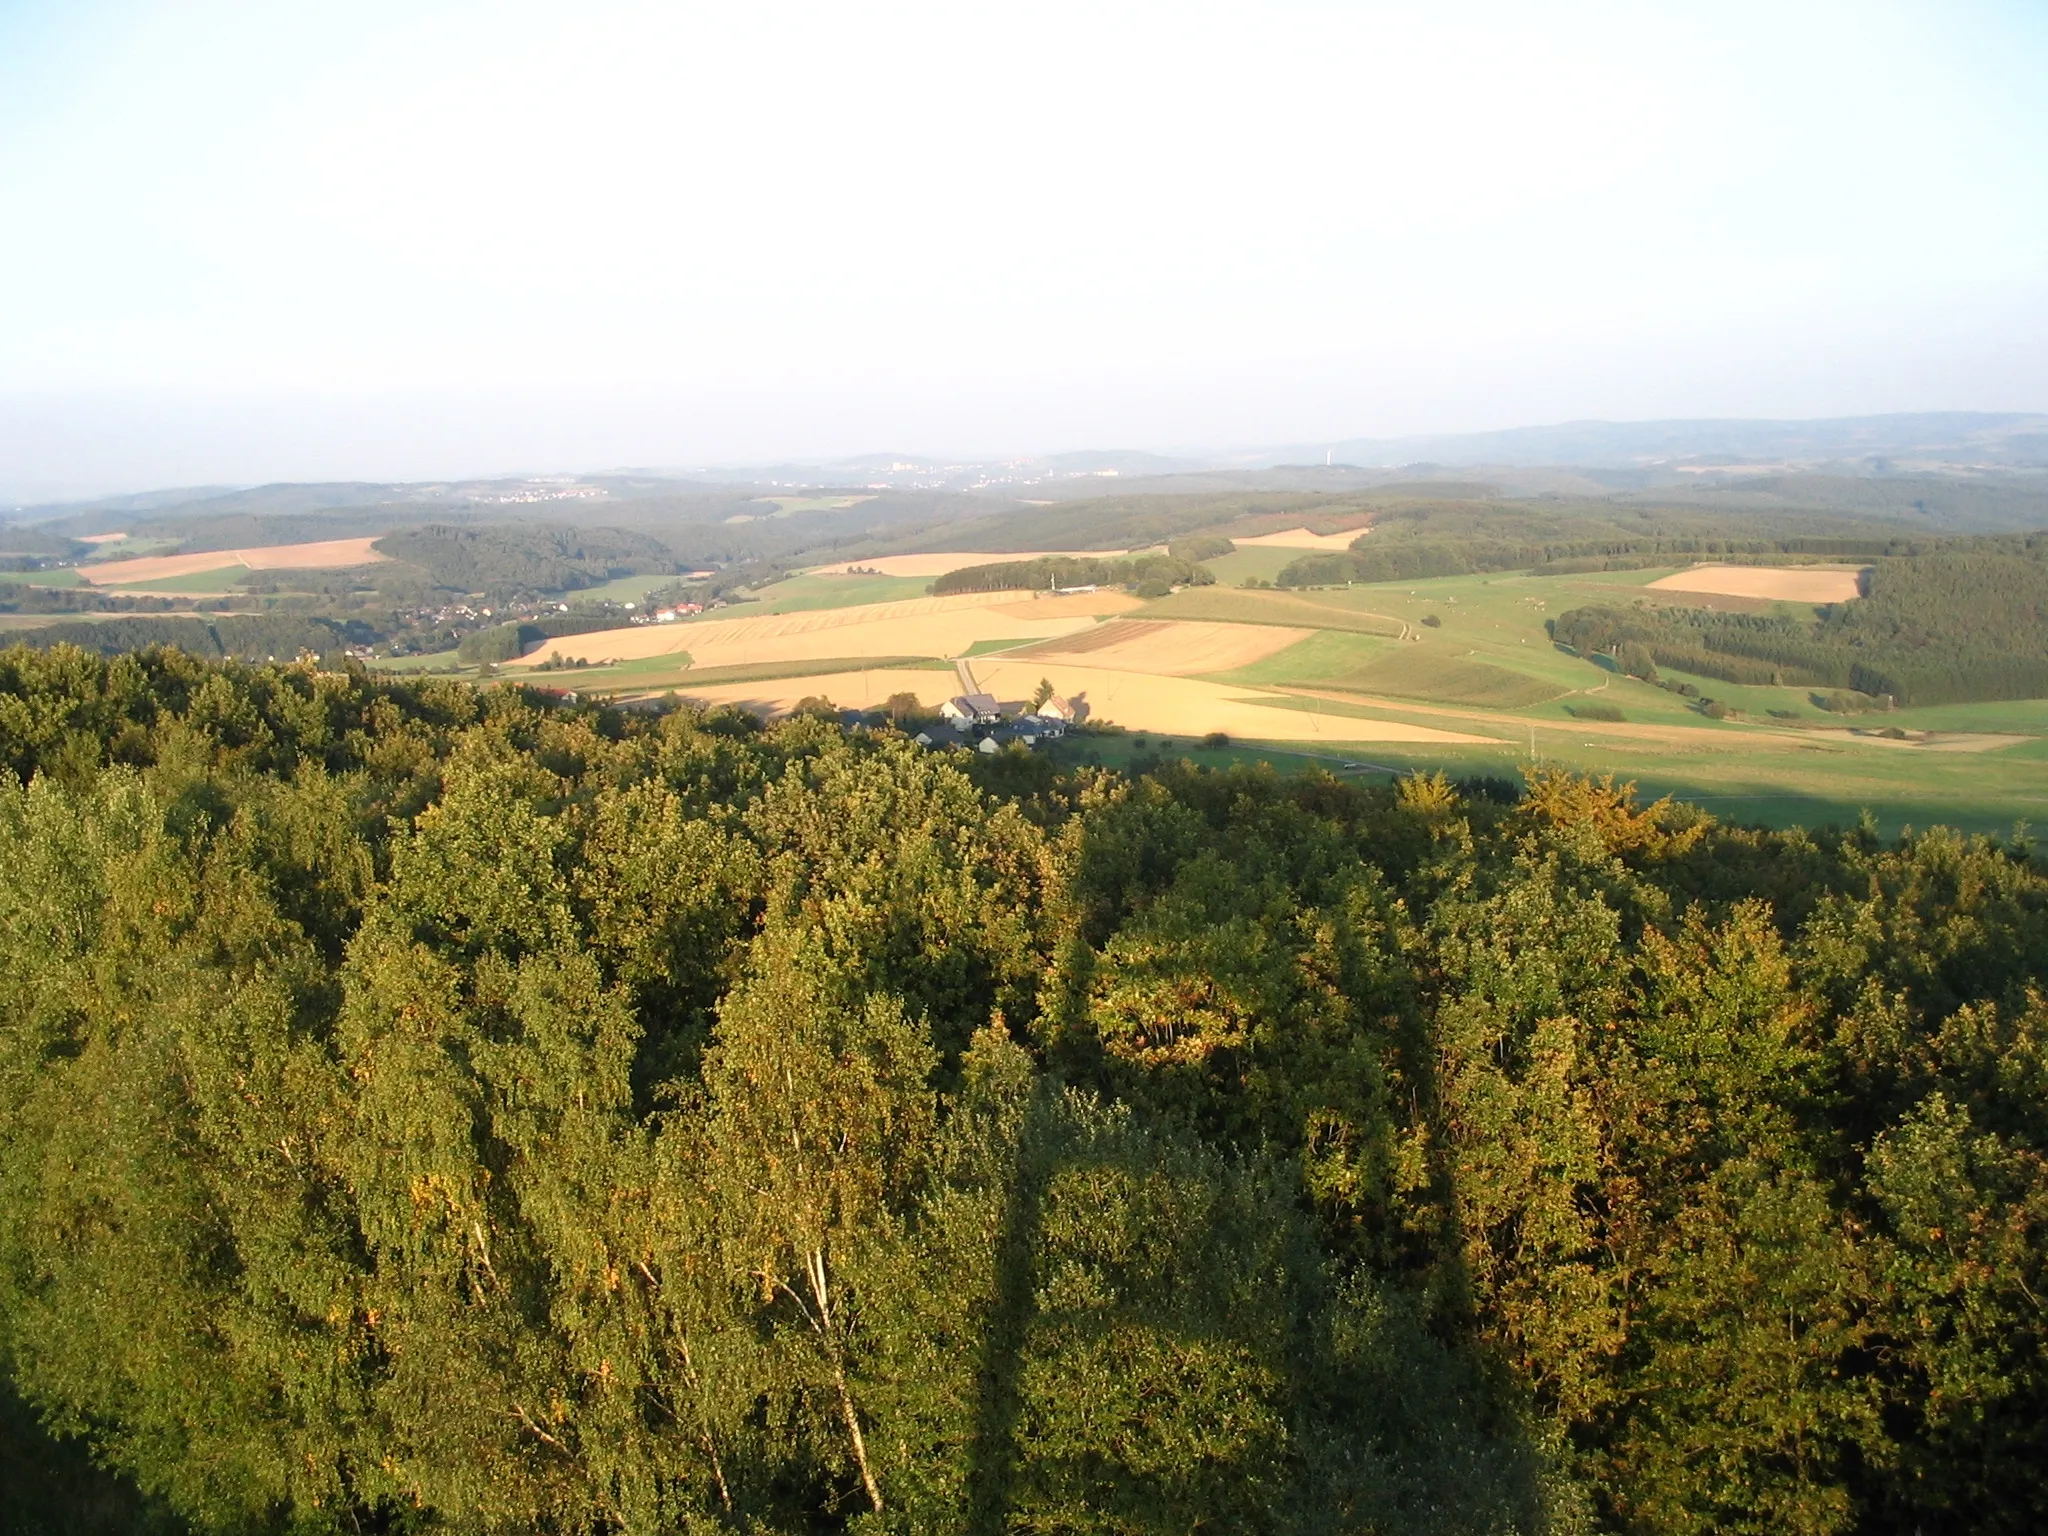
[1265,412,2048,472]
[1635,473,2048,532]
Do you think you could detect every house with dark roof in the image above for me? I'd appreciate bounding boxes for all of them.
[941,692,1001,728]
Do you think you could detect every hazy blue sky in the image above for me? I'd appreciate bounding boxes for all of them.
[2,0,2046,497]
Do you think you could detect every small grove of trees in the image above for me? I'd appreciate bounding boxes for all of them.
[930,553,1213,596]
[1166,534,1236,562]
[1,642,2047,1533]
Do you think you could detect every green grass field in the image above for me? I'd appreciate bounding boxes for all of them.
[732,572,934,615]
[562,572,679,608]
[1195,547,1303,586]
[744,495,874,517]
[0,568,83,588]
[102,565,247,593]
[1330,648,1566,707]
[1139,566,2048,834]
[1142,585,1406,636]
[1209,628,1396,686]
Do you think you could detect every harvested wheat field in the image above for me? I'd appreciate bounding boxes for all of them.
[1647,564,1867,603]
[510,590,1100,670]
[78,537,390,585]
[985,590,1147,620]
[805,549,1126,578]
[1234,527,1368,552]
[1011,619,1312,675]
[654,659,1494,747]
[973,659,1493,744]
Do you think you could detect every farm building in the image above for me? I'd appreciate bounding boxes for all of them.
[1030,694,1081,728]
[941,692,1001,728]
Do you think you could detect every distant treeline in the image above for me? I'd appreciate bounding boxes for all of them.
[930,552,1214,595]
[1552,547,2048,705]
[0,585,199,616]
[1280,532,1938,588]
[375,523,677,595]
[8,613,376,664]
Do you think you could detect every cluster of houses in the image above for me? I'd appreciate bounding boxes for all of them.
[912,690,1083,753]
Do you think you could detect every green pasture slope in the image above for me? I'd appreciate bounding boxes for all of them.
[736,571,933,614]
[1152,565,2048,836]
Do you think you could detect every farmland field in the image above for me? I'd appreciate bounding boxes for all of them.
[1233,526,1368,551]
[362,550,2048,835]
[1645,562,1867,602]
[77,536,390,585]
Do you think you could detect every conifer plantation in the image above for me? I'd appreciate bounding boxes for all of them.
[4,642,2048,1535]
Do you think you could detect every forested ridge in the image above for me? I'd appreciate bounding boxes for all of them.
[1268,500,1950,589]
[372,525,678,596]
[3,644,2048,1534]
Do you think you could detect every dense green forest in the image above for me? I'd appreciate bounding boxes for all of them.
[2,642,2047,1533]
[373,525,678,596]
[1553,546,2048,705]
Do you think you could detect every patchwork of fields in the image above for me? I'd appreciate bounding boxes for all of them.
[458,551,2048,831]
[8,521,2039,833]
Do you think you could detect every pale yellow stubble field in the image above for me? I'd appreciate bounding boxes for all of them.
[1232,527,1368,552]
[77,537,390,585]
[509,590,1107,669]
[1645,564,1867,603]
[651,659,1494,746]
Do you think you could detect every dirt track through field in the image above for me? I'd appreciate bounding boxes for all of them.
[1011,619,1312,675]
[78,537,389,585]
[1647,564,1867,603]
